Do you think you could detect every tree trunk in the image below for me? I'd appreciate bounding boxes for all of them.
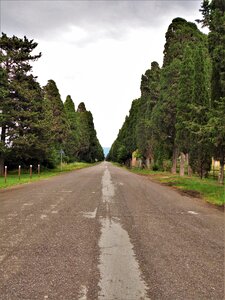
[180,152,185,176]
[138,159,142,168]
[0,124,6,176]
[0,156,4,177]
[146,157,150,169]
[171,147,178,174]
[150,157,154,170]
[186,153,192,176]
[218,160,224,185]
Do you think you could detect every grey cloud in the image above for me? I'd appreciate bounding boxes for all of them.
[1,0,202,42]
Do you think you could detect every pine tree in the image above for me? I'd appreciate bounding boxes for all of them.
[0,33,48,170]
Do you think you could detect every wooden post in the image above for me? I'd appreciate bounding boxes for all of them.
[30,165,32,180]
[38,164,40,177]
[4,166,7,184]
[18,165,21,181]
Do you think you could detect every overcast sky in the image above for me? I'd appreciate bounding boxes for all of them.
[1,0,205,147]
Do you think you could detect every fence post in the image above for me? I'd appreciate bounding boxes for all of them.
[30,165,32,180]
[4,166,7,184]
[18,165,21,181]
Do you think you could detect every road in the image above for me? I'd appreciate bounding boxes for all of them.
[0,162,224,299]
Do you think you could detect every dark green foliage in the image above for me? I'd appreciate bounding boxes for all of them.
[108,99,140,163]
[151,59,181,167]
[0,33,50,171]
[76,103,104,162]
[77,102,86,112]
[108,61,161,165]
[137,62,161,163]
[163,18,206,67]
[176,45,195,154]
[43,80,69,146]
[200,0,225,183]
[64,95,78,162]
[0,33,104,170]
[109,11,220,182]
[187,46,212,177]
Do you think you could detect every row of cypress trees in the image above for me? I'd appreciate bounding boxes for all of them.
[108,0,225,184]
[0,34,104,175]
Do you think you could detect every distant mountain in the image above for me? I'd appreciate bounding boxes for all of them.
[103,147,110,158]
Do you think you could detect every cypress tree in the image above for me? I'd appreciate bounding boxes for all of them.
[76,102,104,162]
[43,80,69,161]
[187,46,212,178]
[176,46,195,165]
[137,62,161,167]
[64,95,78,162]
[200,0,225,183]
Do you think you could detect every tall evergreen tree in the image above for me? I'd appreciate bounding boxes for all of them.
[76,102,104,162]
[64,95,78,162]
[187,46,212,178]
[43,80,69,160]
[200,0,225,183]
[151,59,181,173]
[176,45,195,156]
[153,18,209,174]
[137,61,161,167]
[0,33,48,171]
[0,64,9,175]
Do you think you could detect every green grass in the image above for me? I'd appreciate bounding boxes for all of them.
[128,168,224,206]
[0,162,94,189]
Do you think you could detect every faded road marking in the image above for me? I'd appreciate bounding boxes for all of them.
[7,213,18,217]
[102,169,115,203]
[188,211,199,215]
[98,218,149,299]
[0,255,6,263]
[98,167,149,299]
[82,208,97,219]
[78,285,88,300]
[40,214,47,219]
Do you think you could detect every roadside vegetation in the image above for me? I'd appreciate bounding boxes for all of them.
[0,35,104,178]
[108,1,225,188]
[130,168,224,206]
[0,162,94,189]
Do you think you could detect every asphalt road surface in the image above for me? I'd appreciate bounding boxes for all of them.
[0,162,224,299]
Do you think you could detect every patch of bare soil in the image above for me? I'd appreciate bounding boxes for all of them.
[162,181,178,187]
[178,189,202,198]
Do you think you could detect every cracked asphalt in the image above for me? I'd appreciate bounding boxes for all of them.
[0,162,224,299]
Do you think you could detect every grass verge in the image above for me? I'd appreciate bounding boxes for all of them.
[0,162,94,190]
[128,167,224,207]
